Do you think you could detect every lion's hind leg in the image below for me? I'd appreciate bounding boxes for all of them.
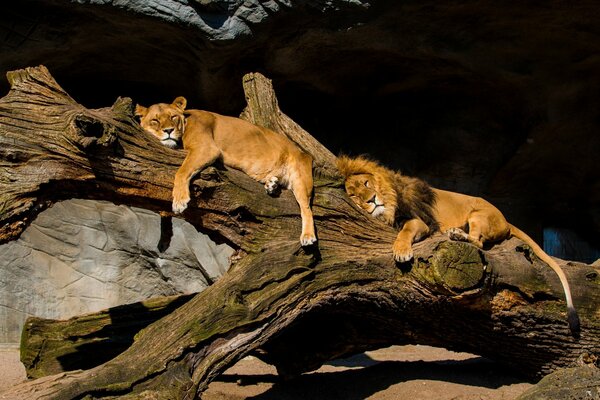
[446,213,486,248]
[447,212,489,249]
[465,215,485,249]
[450,210,509,249]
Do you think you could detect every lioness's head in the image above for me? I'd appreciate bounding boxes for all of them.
[337,156,398,225]
[135,97,187,148]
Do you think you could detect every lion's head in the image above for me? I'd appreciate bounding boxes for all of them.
[336,155,398,226]
[135,96,187,148]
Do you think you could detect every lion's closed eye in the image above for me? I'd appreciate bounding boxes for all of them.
[349,195,363,206]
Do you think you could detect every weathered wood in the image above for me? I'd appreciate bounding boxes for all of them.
[0,66,599,399]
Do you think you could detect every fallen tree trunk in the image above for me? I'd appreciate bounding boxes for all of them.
[0,66,599,399]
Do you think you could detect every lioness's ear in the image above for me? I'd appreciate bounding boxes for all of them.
[173,96,187,111]
[134,104,147,119]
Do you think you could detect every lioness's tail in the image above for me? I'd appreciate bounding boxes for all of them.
[509,224,580,335]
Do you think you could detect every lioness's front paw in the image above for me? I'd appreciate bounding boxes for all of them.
[172,197,190,214]
[393,242,414,262]
[172,186,191,214]
[300,232,317,246]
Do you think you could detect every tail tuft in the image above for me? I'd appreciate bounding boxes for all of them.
[567,306,581,337]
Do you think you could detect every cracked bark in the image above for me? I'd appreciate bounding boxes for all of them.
[0,66,599,400]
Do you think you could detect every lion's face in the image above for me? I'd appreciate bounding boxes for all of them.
[344,173,386,218]
[337,155,398,225]
[135,97,187,148]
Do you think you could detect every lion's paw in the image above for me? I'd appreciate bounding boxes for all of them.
[393,242,414,263]
[393,250,414,263]
[300,232,317,246]
[447,227,469,242]
[172,197,190,214]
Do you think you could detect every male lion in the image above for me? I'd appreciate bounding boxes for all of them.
[135,97,317,246]
[337,155,579,333]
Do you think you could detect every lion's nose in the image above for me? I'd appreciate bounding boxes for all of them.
[163,127,174,135]
[367,194,376,204]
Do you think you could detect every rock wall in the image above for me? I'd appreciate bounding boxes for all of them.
[0,199,233,344]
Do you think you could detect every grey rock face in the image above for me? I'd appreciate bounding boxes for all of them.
[0,199,233,343]
[74,0,369,41]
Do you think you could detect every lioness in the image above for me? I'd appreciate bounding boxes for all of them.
[135,97,317,246]
[337,155,579,333]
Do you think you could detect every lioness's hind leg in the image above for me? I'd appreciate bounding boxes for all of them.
[290,154,316,246]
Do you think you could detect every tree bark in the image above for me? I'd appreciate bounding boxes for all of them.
[516,364,600,400]
[0,66,599,399]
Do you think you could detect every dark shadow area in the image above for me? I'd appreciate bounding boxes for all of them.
[326,352,379,369]
[158,215,174,253]
[212,356,528,400]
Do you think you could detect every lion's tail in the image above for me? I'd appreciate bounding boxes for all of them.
[509,223,580,335]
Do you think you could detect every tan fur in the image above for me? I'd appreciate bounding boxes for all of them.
[136,97,316,246]
[337,155,580,333]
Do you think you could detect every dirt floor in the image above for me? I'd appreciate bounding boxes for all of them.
[1,344,533,399]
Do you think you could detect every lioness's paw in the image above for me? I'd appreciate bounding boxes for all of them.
[264,176,279,195]
[447,227,469,242]
[300,232,317,246]
[172,198,190,214]
[393,242,414,262]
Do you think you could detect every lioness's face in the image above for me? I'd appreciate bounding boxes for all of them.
[135,97,187,148]
[344,174,386,218]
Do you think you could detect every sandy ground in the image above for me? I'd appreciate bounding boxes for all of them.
[1,345,533,399]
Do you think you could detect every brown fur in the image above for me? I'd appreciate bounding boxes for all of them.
[337,155,579,333]
[136,97,316,246]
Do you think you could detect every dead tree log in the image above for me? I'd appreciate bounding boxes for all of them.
[0,66,599,399]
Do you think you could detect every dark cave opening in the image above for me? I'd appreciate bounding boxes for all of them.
[1,0,599,262]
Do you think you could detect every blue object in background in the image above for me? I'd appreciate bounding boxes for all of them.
[543,227,600,264]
